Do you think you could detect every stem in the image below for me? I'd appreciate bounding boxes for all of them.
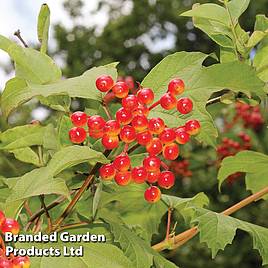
[24,200,33,217]
[127,143,140,154]
[57,221,90,232]
[161,161,169,171]
[149,100,161,111]
[14,30,28,48]
[165,208,172,240]
[39,195,52,233]
[102,100,112,120]
[123,143,129,153]
[206,96,222,106]
[152,186,268,251]
[38,146,44,166]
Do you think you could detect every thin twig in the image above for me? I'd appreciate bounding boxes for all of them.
[39,195,52,233]
[23,200,33,217]
[102,101,112,120]
[14,30,28,48]
[165,208,173,240]
[57,221,90,232]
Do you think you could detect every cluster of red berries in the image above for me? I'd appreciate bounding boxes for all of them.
[169,159,192,178]
[235,102,264,131]
[0,211,30,268]
[217,132,251,184]
[69,75,201,203]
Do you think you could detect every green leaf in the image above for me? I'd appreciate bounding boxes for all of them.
[226,0,250,23]
[9,147,40,166]
[47,145,108,176]
[1,64,117,118]
[246,31,268,48]
[218,150,268,199]
[193,208,268,265]
[0,124,57,150]
[0,35,61,84]
[37,4,50,54]
[57,115,74,147]
[220,47,237,63]
[39,95,71,112]
[142,52,264,146]
[254,46,268,82]
[93,182,103,219]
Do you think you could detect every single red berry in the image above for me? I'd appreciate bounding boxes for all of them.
[122,95,139,111]
[125,76,135,89]
[1,218,20,235]
[143,155,161,171]
[103,120,121,136]
[120,125,136,143]
[185,119,201,135]
[112,81,129,98]
[159,128,176,144]
[137,88,154,105]
[87,115,106,131]
[158,171,175,189]
[96,75,114,92]
[160,93,177,110]
[146,138,163,155]
[100,163,116,181]
[0,257,12,268]
[136,130,153,146]
[113,155,131,171]
[101,135,119,150]
[115,171,132,186]
[163,143,179,160]
[144,186,161,203]
[116,107,133,125]
[147,169,161,183]
[0,210,5,227]
[177,97,193,114]
[168,78,185,95]
[89,130,104,139]
[131,166,147,184]
[12,256,30,268]
[70,111,87,127]
[132,115,148,132]
[148,118,165,135]
[175,128,190,144]
[133,104,149,117]
[69,127,87,144]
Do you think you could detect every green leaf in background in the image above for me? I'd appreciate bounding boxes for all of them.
[9,147,40,166]
[218,150,268,199]
[37,4,50,54]
[1,63,117,118]
[92,182,103,219]
[39,95,71,112]
[226,0,250,23]
[193,208,268,265]
[0,35,61,84]
[142,52,264,146]
[254,46,268,82]
[57,115,74,147]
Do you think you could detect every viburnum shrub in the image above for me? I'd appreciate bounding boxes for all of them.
[0,1,267,268]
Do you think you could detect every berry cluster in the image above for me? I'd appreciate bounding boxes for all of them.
[235,102,264,131]
[0,211,30,268]
[169,159,192,178]
[217,132,251,184]
[69,75,201,203]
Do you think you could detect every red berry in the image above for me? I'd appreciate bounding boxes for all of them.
[132,115,148,132]
[185,119,201,135]
[69,127,87,144]
[87,115,106,131]
[1,218,20,235]
[144,186,161,203]
[100,163,116,181]
[160,93,177,110]
[143,155,161,171]
[137,88,154,105]
[0,210,5,227]
[103,120,121,136]
[116,107,133,125]
[70,111,87,126]
[122,95,139,111]
[136,130,153,146]
[101,135,119,149]
[131,166,147,183]
[133,104,149,117]
[0,257,12,268]
[159,128,176,144]
[177,97,193,114]
[96,75,114,92]
[148,118,165,135]
[125,76,135,89]
[168,78,185,95]
[112,81,129,98]
[175,129,190,144]
[158,171,175,189]
[115,171,132,186]
[12,256,30,268]
[147,169,161,183]
[113,155,131,171]
[146,138,163,155]
[89,130,104,139]
[163,143,179,160]
[120,125,136,143]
